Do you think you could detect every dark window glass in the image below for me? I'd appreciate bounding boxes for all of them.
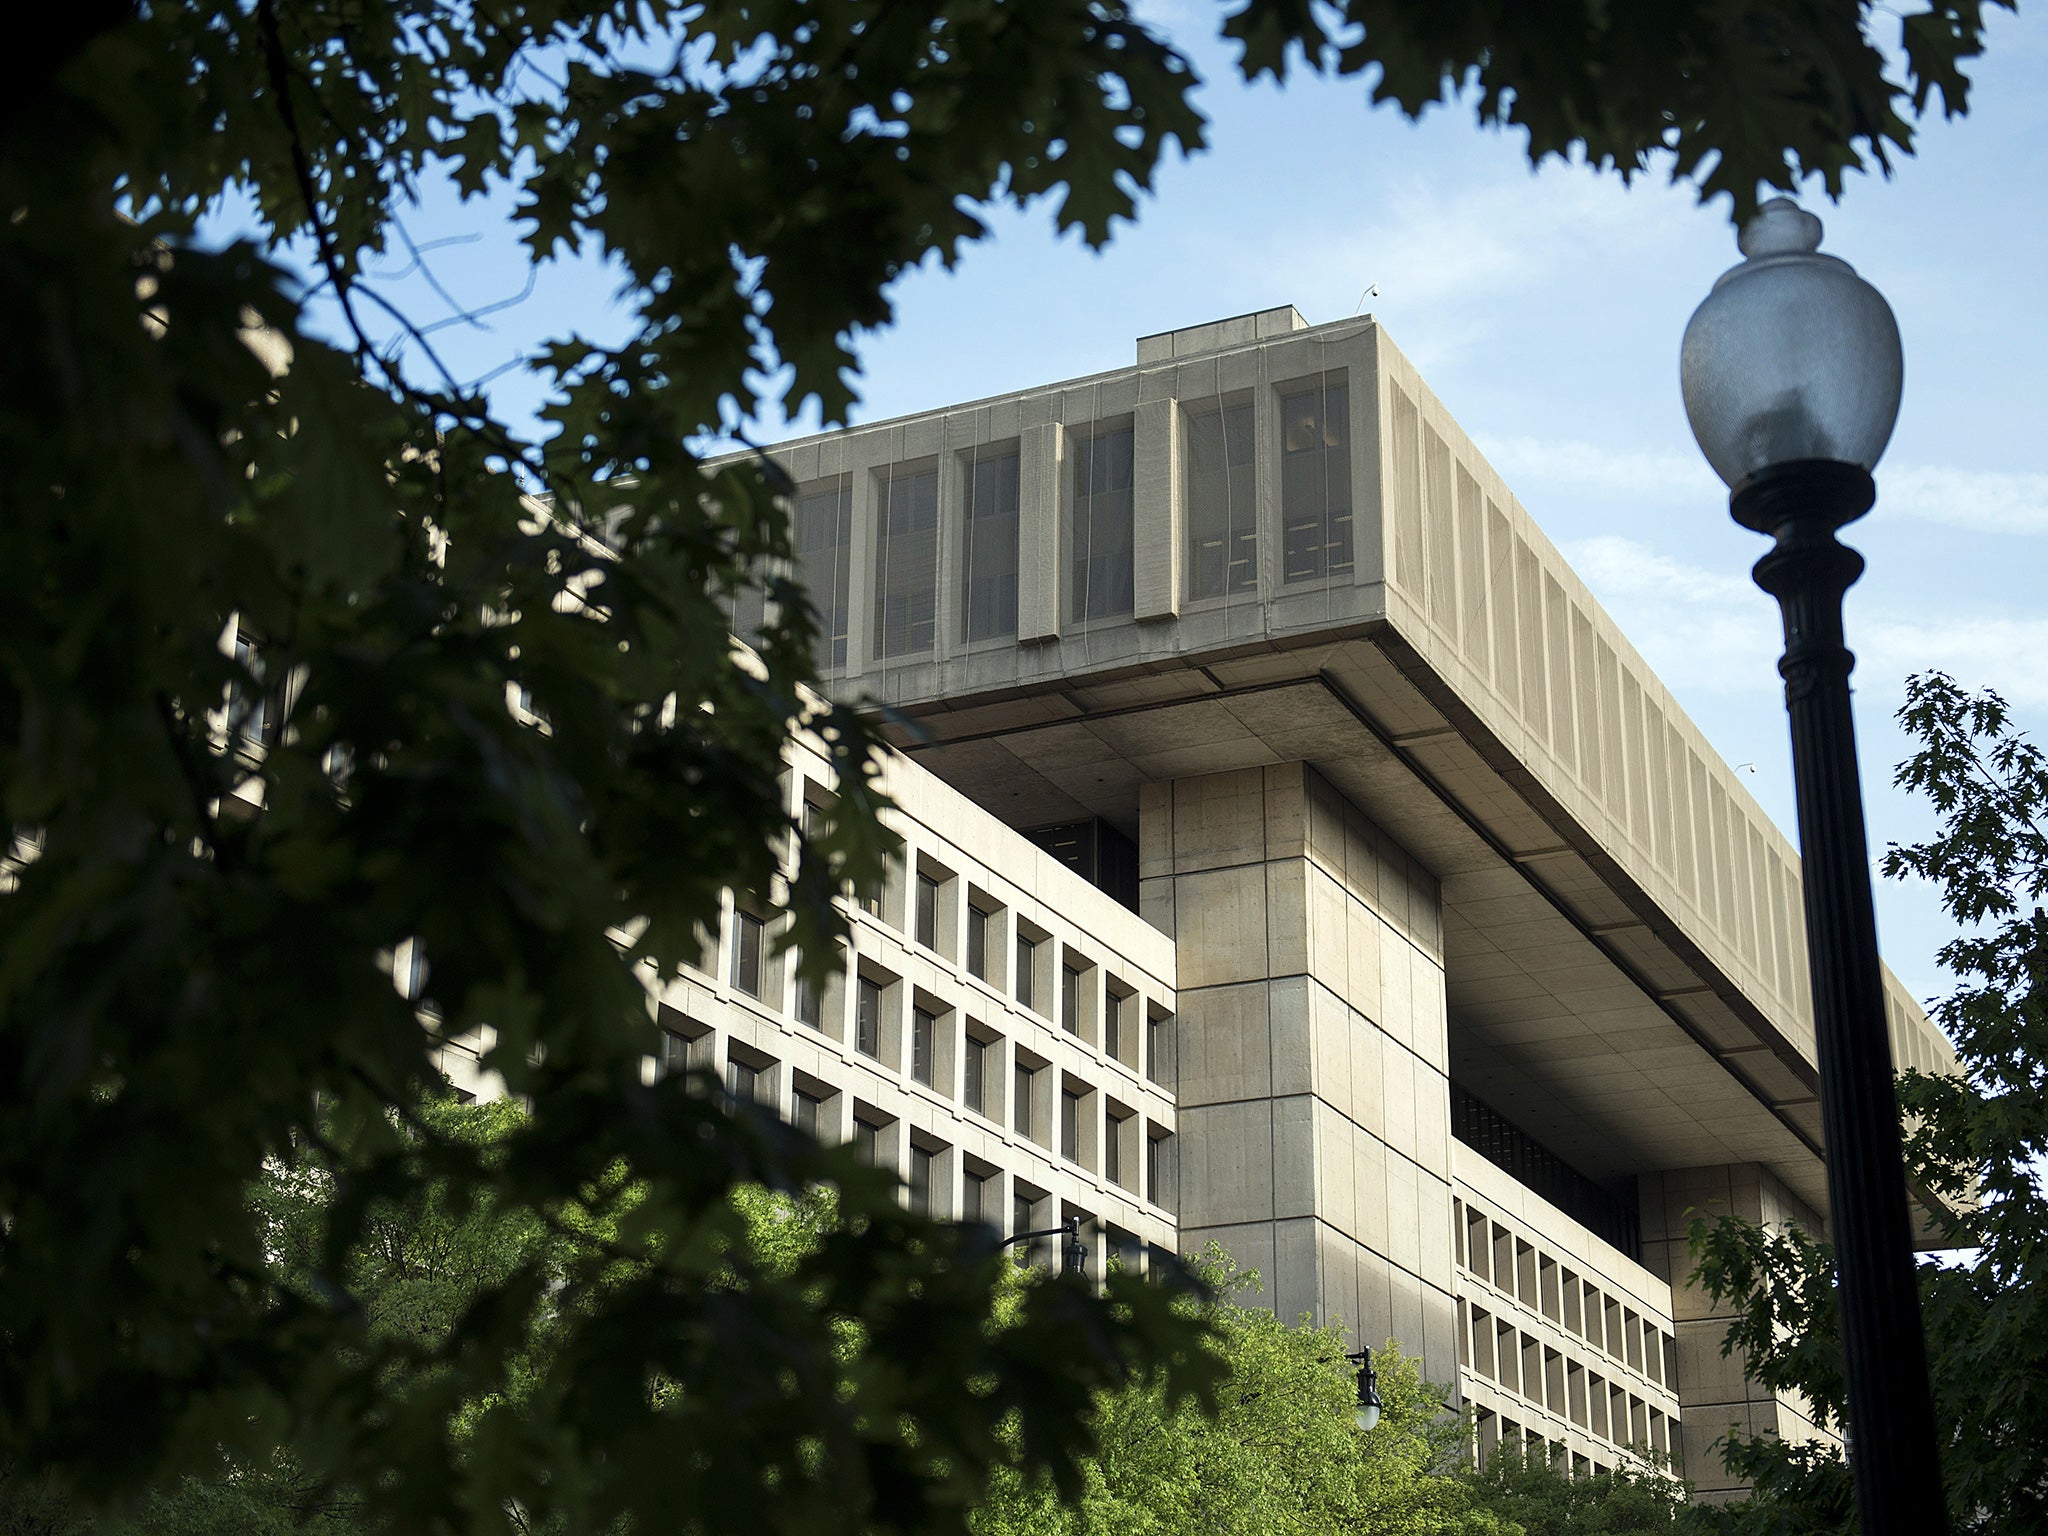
[731,910,764,998]
[961,450,1020,641]
[964,1170,989,1225]
[856,978,882,1059]
[1015,935,1036,1010]
[794,1090,823,1139]
[964,1035,986,1115]
[726,1056,758,1105]
[1105,1115,1123,1187]
[1012,1190,1034,1243]
[908,1145,934,1215]
[1186,403,1256,599]
[795,965,823,1029]
[1067,428,1135,621]
[1014,1063,1034,1139]
[1147,1010,1171,1085]
[873,466,939,658]
[912,1007,935,1087]
[915,874,939,950]
[1147,1134,1170,1212]
[795,478,854,669]
[1280,382,1353,583]
[966,906,988,980]
[1104,991,1123,1060]
[855,1117,881,1167]
[1061,964,1082,1035]
[1061,1088,1082,1163]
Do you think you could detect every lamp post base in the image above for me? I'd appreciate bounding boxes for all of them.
[1731,458,1946,1536]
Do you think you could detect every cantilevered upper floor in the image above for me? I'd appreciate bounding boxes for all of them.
[719,307,1954,1221]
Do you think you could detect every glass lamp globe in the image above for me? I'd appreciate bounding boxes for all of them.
[1354,1356,1382,1432]
[1680,199,1903,490]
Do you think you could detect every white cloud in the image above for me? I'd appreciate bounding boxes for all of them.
[1861,615,2048,706]
[1473,433,1718,500]
[1876,465,2048,536]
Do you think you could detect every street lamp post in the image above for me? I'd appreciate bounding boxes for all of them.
[1680,198,1945,1535]
[1348,1348,1382,1432]
[999,1215,1089,1276]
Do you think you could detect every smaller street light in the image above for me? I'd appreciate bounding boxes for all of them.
[998,1214,1089,1277]
[1348,1348,1382,1432]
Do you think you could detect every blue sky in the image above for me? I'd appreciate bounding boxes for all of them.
[297,3,2048,1007]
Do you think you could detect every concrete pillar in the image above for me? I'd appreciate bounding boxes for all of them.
[1132,396,1180,622]
[1018,420,1064,644]
[1140,762,1461,1386]
[1637,1164,1837,1497]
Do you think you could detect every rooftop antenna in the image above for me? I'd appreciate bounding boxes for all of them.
[1354,282,1380,315]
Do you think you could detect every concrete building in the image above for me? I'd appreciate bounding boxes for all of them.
[513,307,1954,1491]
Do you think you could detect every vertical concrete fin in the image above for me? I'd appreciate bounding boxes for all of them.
[1134,396,1181,622]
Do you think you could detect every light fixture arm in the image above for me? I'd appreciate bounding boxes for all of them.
[998,1215,1088,1276]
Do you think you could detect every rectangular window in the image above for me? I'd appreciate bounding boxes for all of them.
[1146,1011,1171,1084]
[915,873,940,950]
[795,966,823,1030]
[1105,1115,1123,1187]
[854,1117,881,1167]
[961,449,1020,641]
[1104,991,1123,1060]
[1014,1063,1034,1140]
[873,466,939,658]
[726,1056,758,1105]
[794,1089,824,1139]
[1146,1133,1169,1210]
[963,1169,990,1225]
[1185,403,1256,599]
[730,910,764,998]
[1067,428,1135,621]
[963,1035,987,1115]
[1061,964,1082,1035]
[908,1145,934,1216]
[966,905,989,980]
[1279,381,1352,583]
[1015,935,1037,1011]
[911,1006,935,1087]
[856,977,882,1059]
[1012,1190,1035,1244]
[795,477,854,669]
[1061,1088,1082,1163]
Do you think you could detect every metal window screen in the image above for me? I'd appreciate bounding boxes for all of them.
[1280,381,1352,583]
[1185,403,1255,599]
[872,465,938,658]
[1067,428,1135,621]
[961,450,1020,641]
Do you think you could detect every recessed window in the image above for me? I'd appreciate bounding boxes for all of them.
[726,1056,759,1105]
[730,910,765,998]
[1104,990,1125,1061]
[854,1116,882,1167]
[1279,380,1352,583]
[963,1034,988,1116]
[915,873,940,950]
[911,1006,936,1087]
[856,977,883,1059]
[961,449,1020,642]
[1061,963,1082,1036]
[796,477,854,669]
[794,1089,825,1139]
[966,904,990,981]
[1067,427,1135,621]
[1061,1087,1083,1164]
[873,465,939,658]
[1185,402,1256,600]
[963,1168,992,1225]
[908,1144,934,1216]
[1015,934,1038,1011]
[1013,1062,1035,1140]
[795,964,823,1029]
[1105,1108,1129,1188]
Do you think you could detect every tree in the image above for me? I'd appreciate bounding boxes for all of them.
[2,2,2017,1532]
[1453,1445,1687,1536]
[1687,672,2048,1536]
[971,1250,1513,1536]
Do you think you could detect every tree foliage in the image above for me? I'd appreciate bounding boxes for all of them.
[2,0,2021,1531]
[1454,1445,1687,1536]
[971,1250,1514,1536]
[1688,672,2048,1536]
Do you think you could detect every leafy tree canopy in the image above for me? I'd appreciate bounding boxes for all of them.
[2,0,2019,1531]
[1688,673,2048,1536]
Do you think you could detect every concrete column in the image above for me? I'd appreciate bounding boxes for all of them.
[1637,1164,1837,1497]
[1133,396,1180,621]
[1140,762,1461,1386]
[1018,420,1064,644]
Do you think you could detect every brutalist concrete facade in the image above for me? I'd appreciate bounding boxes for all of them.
[690,307,1955,1486]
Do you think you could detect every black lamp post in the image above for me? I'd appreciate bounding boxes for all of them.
[1348,1348,1382,1432]
[1680,198,1944,1535]
[999,1214,1089,1276]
